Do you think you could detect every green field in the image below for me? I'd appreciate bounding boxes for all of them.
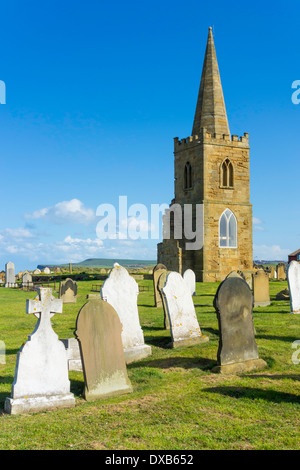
[0,279,299,450]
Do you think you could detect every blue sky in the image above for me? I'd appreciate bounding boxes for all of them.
[0,0,299,271]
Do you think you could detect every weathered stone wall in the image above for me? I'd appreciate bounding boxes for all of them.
[158,131,253,282]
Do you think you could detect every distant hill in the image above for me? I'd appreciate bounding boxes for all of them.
[36,258,156,269]
[73,258,156,268]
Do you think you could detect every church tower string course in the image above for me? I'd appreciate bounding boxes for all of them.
[157,27,253,282]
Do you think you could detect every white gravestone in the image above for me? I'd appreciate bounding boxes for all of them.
[101,263,151,363]
[5,261,17,287]
[162,272,209,348]
[43,267,50,274]
[287,261,300,314]
[183,269,196,296]
[4,288,75,414]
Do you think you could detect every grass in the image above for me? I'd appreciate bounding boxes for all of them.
[0,279,299,450]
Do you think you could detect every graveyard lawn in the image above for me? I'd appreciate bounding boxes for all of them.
[0,280,299,450]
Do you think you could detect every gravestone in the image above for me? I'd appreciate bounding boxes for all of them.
[183,269,196,296]
[161,272,209,348]
[213,276,267,374]
[4,288,75,414]
[43,267,50,274]
[60,337,82,371]
[287,261,300,314]
[22,272,33,289]
[252,269,271,307]
[153,263,167,307]
[269,266,275,279]
[276,263,286,280]
[276,288,290,300]
[101,263,151,363]
[59,278,77,303]
[227,271,244,279]
[75,299,133,400]
[5,261,17,287]
[33,268,41,275]
[157,270,171,329]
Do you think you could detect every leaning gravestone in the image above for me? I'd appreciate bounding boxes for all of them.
[276,288,290,300]
[161,272,209,348]
[101,263,151,363]
[153,263,167,307]
[213,276,267,374]
[4,288,75,414]
[5,261,17,287]
[287,261,300,314]
[252,269,271,307]
[59,278,77,303]
[75,299,133,401]
[157,270,171,329]
[183,269,196,296]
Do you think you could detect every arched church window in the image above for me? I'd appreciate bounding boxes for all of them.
[184,162,192,190]
[219,208,237,248]
[220,159,234,188]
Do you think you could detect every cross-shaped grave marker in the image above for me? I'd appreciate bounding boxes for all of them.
[4,287,75,414]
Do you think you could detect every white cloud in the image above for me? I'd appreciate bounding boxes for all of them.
[253,244,291,260]
[253,217,264,231]
[25,199,95,226]
[2,227,35,240]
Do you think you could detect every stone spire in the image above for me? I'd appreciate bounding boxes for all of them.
[192,27,230,137]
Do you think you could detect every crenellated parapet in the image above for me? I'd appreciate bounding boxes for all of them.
[174,129,249,152]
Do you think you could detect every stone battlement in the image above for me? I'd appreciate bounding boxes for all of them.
[174,130,249,151]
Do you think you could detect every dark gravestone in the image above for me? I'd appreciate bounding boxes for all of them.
[153,264,167,308]
[157,270,171,329]
[75,299,133,401]
[213,276,267,374]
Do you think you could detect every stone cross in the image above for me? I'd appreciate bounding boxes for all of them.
[27,287,63,319]
[4,287,75,414]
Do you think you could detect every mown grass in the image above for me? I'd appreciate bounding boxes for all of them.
[0,279,299,450]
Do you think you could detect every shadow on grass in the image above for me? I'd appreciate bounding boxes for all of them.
[204,385,300,404]
[139,304,155,308]
[202,327,219,337]
[142,326,165,332]
[196,294,215,297]
[70,378,84,397]
[128,356,216,371]
[244,374,300,381]
[194,304,213,308]
[255,334,299,343]
[0,377,14,414]
[143,335,171,349]
[5,349,21,356]
[253,310,290,314]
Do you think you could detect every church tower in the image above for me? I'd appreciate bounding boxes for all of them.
[157,28,253,282]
